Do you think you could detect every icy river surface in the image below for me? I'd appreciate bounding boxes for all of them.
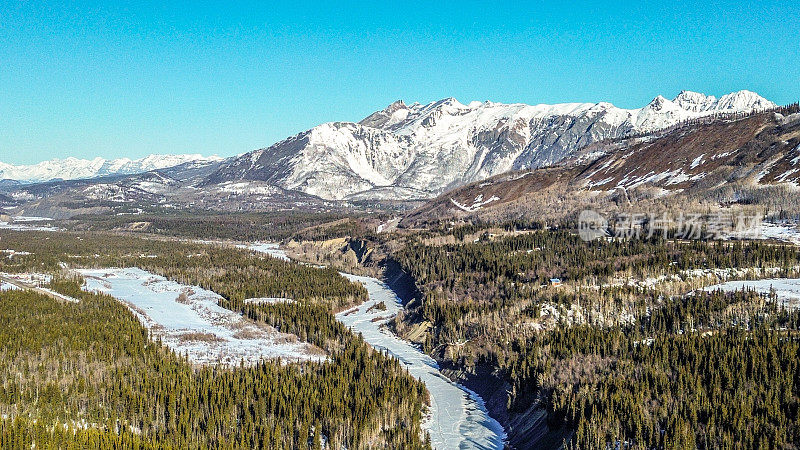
[246,243,506,449]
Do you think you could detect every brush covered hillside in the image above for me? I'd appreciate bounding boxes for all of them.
[405,106,800,225]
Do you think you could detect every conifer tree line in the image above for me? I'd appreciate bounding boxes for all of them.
[66,211,350,241]
[392,226,800,448]
[0,229,431,448]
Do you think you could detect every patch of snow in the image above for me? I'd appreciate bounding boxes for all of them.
[1,249,32,258]
[704,278,800,309]
[775,168,799,182]
[217,182,279,196]
[757,222,800,245]
[450,195,500,212]
[791,144,800,166]
[236,242,290,261]
[0,281,19,291]
[78,268,322,366]
[618,266,795,291]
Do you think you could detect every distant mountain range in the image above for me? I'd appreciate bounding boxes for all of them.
[205,90,776,200]
[1,90,788,216]
[0,154,224,183]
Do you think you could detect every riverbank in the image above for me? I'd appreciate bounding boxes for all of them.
[336,273,506,449]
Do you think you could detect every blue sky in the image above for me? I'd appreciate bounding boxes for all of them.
[1,0,798,165]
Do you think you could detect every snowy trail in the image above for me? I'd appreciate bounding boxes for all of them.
[235,242,290,261]
[244,243,506,449]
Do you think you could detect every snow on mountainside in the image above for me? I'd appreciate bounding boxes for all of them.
[0,154,224,183]
[406,108,800,225]
[208,90,776,200]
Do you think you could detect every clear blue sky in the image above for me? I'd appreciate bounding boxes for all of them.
[2,0,798,165]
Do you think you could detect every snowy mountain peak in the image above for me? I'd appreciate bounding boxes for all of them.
[651,95,669,105]
[716,90,775,111]
[359,100,411,129]
[0,154,224,183]
[673,90,717,112]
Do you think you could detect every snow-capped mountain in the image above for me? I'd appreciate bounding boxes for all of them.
[0,154,224,183]
[207,90,776,200]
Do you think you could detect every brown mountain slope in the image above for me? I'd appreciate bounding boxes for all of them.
[581,110,800,190]
[404,109,800,225]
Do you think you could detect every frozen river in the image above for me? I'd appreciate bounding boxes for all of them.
[245,243,506,449]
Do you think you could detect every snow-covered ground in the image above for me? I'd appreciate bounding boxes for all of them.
[236,242,290,261]
[242,242,506,449]
[704,278,800,309]
[757,222,800,245]
[0,219,61,232]
[78,268,322,366]
[0,281,19,291]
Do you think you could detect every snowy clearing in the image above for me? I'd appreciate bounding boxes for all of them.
[236,242,290,261]
[78,268,323,366]
[757,222,800,245]
[0,220,61,232]
[704,278,800,309]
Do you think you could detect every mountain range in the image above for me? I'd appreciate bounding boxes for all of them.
[0,154,223,184]
[205,90,775,200]
[0,90,788,215]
